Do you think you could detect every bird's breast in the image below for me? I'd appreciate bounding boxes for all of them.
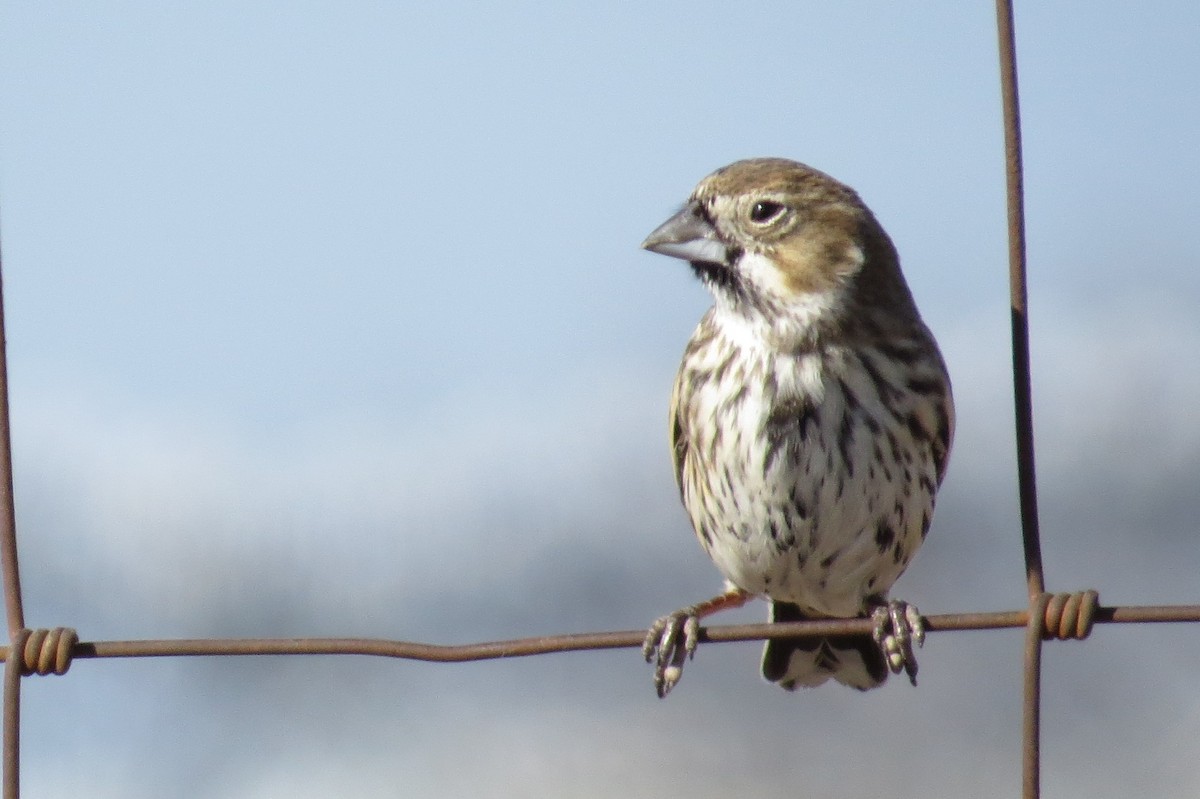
[672,325,949,615]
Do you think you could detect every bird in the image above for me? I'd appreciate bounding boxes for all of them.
[640,158,953,697]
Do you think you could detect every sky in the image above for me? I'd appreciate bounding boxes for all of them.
[1,2,1200,797]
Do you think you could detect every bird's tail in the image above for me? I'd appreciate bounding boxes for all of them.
[760,601,887,691]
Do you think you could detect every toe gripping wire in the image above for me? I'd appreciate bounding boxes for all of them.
[10,628,78,677]
[1039,590,1100,641]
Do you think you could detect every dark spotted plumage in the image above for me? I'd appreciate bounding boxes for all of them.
[642,158,954,695]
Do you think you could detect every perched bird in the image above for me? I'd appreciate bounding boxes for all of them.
[641,158,953,697]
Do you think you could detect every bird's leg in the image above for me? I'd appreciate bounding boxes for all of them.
[643,585,752,697]
[870,598,925,686]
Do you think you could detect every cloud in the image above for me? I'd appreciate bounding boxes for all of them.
[10,291,1200,797]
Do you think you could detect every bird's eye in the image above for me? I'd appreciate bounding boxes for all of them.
[749,201,785,223]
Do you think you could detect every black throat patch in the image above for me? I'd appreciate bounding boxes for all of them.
[690,244,745,300]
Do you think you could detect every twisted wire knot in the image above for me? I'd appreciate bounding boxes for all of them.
[18,627,79,676]
[1040,591,1100,641]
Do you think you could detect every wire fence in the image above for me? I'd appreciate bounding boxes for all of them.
[0,3,1197,797]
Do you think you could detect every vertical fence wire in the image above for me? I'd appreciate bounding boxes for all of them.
[1023,594,1050,799]
[0,270,23,637]
[994,2,1049,798]
[0,239,24,798]
[1,632,22,799]
[994,0,1045,600]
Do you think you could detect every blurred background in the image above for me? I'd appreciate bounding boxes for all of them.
[1,3,1199,796]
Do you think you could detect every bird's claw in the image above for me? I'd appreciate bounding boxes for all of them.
[643,610,701,697]
[871,599,925,686]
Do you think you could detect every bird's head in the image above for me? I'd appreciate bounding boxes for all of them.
[643,158,912,343]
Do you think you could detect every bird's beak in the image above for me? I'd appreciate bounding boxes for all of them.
[641,203,729,266]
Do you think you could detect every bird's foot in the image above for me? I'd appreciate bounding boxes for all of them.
[870,599,925,686]
[643,607,700,695]
[642,609,701,698]
[643,587,752,698]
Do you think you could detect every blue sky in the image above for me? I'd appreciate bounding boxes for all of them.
[2,3,1200,797]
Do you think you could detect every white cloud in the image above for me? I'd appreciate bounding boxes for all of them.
[10,290,1200,797]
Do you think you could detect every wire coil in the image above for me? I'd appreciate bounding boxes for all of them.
[1040,591,1100,641]
[17,628,78,676]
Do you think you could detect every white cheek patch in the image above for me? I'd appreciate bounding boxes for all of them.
[738,251,793,299]
[739,250,841,323]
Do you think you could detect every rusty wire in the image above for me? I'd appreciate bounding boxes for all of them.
[995,0,1045,604]
[1023,595,1048,799]
[993,2,1053,797]
[0,4,1193,799]
[1,602,1199,671]
[0,257,23,641]
[0,238,23,799]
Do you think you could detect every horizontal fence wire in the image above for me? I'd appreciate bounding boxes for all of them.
[0,3,1195,798]
[1,604,1199,670]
